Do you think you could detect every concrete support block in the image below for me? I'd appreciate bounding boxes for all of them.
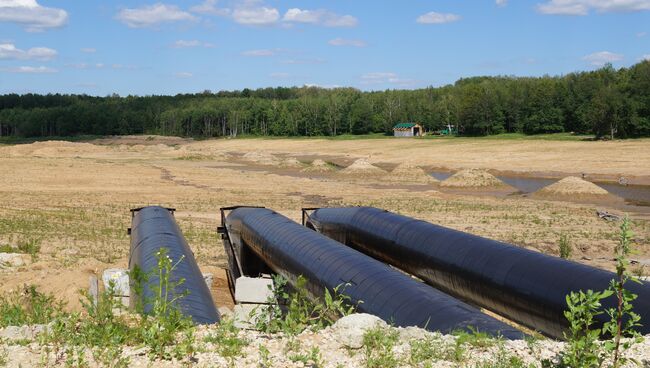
[102,268,130,296]
[233,304,270,329]
[234,276,274,304]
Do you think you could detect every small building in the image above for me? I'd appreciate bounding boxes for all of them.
[393,123,423,137]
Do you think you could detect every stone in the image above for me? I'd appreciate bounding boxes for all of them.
[218,306,234,318]
[102,268,130,296]
[0,253,29,268]
[330,313,388,349]
[0,325,46,341]
[235,277,274,304]
[203,273,214,288]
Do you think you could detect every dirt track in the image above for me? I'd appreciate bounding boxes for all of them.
[0,136,649,311]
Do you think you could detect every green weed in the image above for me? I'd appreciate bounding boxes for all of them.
[558,233,572,259]
[204,318,249,366]
[362,326,400,368]
[0,285,66,328]
[254,275,356,335]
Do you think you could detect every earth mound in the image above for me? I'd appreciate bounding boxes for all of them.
[440,168,507,188]
[279,157,304,168]
[242,151,280,165]
[339,159,387,176]
[534,176,609,198]
[301,159,336,173]
[384,163,438,184]
[5,141,107,158]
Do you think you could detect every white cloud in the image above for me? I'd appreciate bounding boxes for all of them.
[416,12,461,24]
[360,72,417,87]
[111,64,138,70]
[583,51,624,66]
[171,39,214,48]
[81,48,96,53]
[116,3,197,28]
[242,49,277,57]
[0,0,68,32]
[232,5,279,25]
[0,65,57,73]
[280,58,325,64]
[66,62,105,69]
[0,43,57,60]
[641,54,650,61]
[283,8,358,27]
[175,72,193,78]
[496,0,508,6]
[537,0,650,15]
[638,32,648,37]
[328,38,366,47]
[190,0,230,16]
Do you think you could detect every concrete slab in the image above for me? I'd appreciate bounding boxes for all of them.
[233,304,269,329]
[235,276,274,304]
[102,268,130,297]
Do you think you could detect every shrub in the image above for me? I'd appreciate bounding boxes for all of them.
[254,274,356,335]
[558,233,572,259]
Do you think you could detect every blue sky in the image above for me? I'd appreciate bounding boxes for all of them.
[0,0,648,96]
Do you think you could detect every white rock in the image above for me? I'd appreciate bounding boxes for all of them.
[0,253,29,268]
[203,273,214,288]
[235,276,274,304]
[330,313,388,349]
[0,324,45,340]
[218,306,234,318]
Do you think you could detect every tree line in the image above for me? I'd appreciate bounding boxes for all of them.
[1,61,648,139]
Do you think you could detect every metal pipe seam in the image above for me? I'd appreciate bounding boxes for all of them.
[225,207,524,339]
[305,206,650,339]
[129,206,220,325]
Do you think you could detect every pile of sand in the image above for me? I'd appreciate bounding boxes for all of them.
[534,176,609,198]
[440,168,507,188]
[339,159,387,176]
[279,157,304,168]
[301,159,336,173]
[243,151,280,165]
[384,162,438,184]
[5,141,107,158]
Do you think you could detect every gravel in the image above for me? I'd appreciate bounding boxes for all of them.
[2,317,650,367]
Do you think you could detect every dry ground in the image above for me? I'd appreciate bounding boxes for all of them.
[0,135,649,312]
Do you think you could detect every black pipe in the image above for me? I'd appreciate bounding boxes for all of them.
[305,206,650,339]
[225,207,524,339]
[129,206,220,324]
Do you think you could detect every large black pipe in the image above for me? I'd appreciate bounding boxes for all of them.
[129,206,220,324]
[225,207,523,338]
[305,207,650,339]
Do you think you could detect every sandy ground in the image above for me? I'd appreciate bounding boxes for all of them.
[0,136,649,313]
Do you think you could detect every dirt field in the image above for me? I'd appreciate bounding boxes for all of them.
[1,135,649,312]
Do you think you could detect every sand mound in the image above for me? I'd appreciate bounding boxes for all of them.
[301,159,336,173]
[534,176,609,197]
[243,151,280,165]
[6,141,107,158]
[440,168,507,188]
[385,163,438,184]
[339,159,387,176]
[279,157,304,168]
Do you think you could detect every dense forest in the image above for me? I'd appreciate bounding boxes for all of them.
[1,61,649,139]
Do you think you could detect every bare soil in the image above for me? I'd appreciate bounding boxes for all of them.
[0,136,649,313]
